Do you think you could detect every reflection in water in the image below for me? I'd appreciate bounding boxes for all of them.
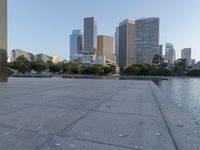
[156,78,200,122]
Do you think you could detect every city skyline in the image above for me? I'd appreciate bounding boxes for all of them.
[8,0,200,61]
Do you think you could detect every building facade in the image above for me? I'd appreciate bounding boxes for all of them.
[115,27,119,64]
[118,19,135,68]
[135,17,159,64]
[97,35,116,62]
[12,49,34,61]
[181,48,191,66]
[34,54,52,62]
[159,44,163,57]
[0,0,7,82]
[165,43,176,69]
[191,59,196,66]
[84,17,97,54]
[70,29,83,60]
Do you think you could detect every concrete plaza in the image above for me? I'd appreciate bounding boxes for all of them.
[0,78,199,150]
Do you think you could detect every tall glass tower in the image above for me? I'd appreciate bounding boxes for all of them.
[135,17,159,64]
[83,17,97,54]
[165,43,176,69]
[0,0,7,82]
[70,30,83,60]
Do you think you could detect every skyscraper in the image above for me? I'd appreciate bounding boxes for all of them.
[181,48,191,66]
[159,44,163,57]
[97,35,115,62]
[0,0,7,82]
[135,17,159,64]
[70,30,83,59]
[84,17,97,54]
[118,19,135,68]
[115,27,119,63]
[165,43,176,69]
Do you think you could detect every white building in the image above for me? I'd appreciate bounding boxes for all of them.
[181,48,191,66]
[12,49,34,61]
[165,43,176,69]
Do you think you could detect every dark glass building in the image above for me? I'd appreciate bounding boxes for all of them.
[84,17,97,54]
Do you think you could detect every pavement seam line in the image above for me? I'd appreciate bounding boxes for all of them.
[149,81,179,150]
[74,137,133,149]
[94,110,158,118]
[55,85,128,136]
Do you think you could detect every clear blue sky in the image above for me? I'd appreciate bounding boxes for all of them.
[8,0,200,61]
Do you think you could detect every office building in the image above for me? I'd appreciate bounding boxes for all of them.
[118,19,135,68]
[70,29,83,59]
[0,0,7,82]
[159,44,163,57]
[84,17,97,54]
[115,27,119,63]
[181,48,191,66]
[97,35,116,62]
[135,17,159,64]
[191,59,196,66]
[165,43,176,69]
[12,49,34,61]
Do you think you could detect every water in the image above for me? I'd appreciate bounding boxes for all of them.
[156,78,200,123]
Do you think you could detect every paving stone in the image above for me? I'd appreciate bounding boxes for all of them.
[1,78,197,150]
[0,101,32,115]
[59,112,176,150]
[97,99,160,117]
[42,96,103,110]
[0,125,51,150]
[37,136,131,150]
[2,94,63,105]
[0,106,86,134]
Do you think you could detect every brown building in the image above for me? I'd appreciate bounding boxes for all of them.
[97,35,116,62]
[119,19,135,68]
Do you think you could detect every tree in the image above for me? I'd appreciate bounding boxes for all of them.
[61,62,81,74]
[31,60,48,73]
[103,66,113,75]
[149,54,172,76]
[152,54,167,69]
[124,64,151,76]
[82,65,104,75]
[187,69,200,76]
[49,64,61,74]
[13,55,31,74]
[124,65,140,76]
[46,61,53,69]
[110,65,116,74]
[174,59,187,75]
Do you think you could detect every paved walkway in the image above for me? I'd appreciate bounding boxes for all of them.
[0,78,199,150]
